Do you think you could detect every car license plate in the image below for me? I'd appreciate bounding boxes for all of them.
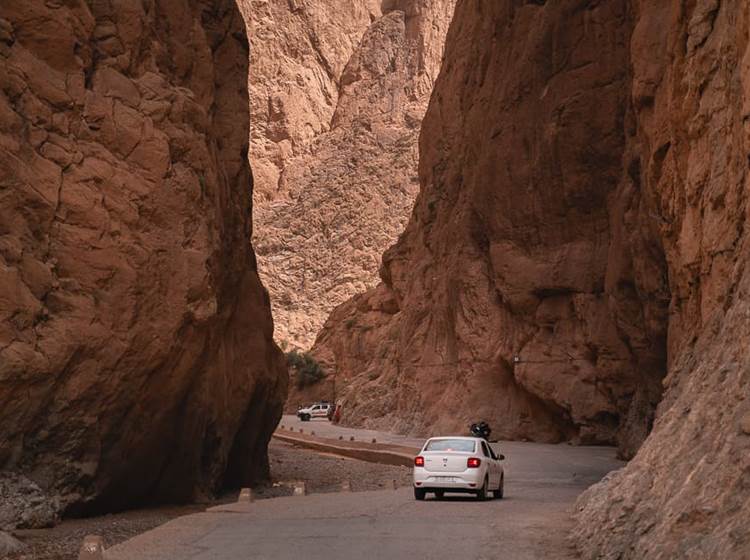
[434,476,456,482]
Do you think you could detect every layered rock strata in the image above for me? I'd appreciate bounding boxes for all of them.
[245,0,456,349]
[315,0,750,556]
[0,0,286,518]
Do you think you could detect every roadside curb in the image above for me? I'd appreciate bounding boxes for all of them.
[272,431,415,467]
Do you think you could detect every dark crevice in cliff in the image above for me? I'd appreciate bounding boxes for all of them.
[224,379,281,489]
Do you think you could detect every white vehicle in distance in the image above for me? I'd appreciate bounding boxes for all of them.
[296,402,333,421]
[413,436,505,500]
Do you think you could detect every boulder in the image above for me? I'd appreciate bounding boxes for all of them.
[0,473,58,530]
[0,531,26,555]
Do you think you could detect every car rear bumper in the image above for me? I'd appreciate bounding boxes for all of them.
[415,486,479,494]
[413,470,483,490]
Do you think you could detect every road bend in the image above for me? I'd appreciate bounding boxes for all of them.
[107,418,623,560]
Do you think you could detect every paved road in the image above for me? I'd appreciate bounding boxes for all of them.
[280,414,620,487]
[107,419,623,560]
[109,486,590,560]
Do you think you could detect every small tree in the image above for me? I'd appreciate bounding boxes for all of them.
[286,350,326,388]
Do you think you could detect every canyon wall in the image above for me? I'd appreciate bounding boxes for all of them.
[245,0,456,349]
[315,0,750,556]
[314,0,663,451]
[574,1,750,558]
[0,0,286,519]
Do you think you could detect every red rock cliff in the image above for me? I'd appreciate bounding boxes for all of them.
[0,0,286,516]
[574,1,750,558]
[314,0,663,452]
[315,0,750,556]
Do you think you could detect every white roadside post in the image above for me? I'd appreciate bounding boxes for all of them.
[238,488,254,503]
[293,482,307,496]
[78,535,105,560]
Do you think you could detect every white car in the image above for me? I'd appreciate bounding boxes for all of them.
[413,436,505,500]
[297,402,332,421]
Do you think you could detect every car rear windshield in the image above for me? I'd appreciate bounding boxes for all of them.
[425,439,475,452]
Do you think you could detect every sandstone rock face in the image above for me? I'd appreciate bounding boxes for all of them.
[314,0,663,448]
[573,1,750,558]
[316,0,750,556]
[241,0,380,202]
[0,0,286,518]
[244,0,456,349]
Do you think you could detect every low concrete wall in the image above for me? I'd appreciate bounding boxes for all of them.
[272,432,414,468]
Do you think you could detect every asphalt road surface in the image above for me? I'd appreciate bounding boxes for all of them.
[107,420,623,560]
[280,414,620,486]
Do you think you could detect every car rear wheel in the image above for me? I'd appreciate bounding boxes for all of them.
[301,413,310,421]
[476,477,488,500]
[414,488,426,501]
[493,475,504,499]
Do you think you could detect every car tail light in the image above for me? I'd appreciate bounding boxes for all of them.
[414,456,425,467]
[467,457,481,468]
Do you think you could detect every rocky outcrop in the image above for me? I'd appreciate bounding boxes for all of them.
[245,0,456,349]
[315,0,750,556]
[573,1,750,558]
[313,0,660,448]
[0,473,58,530]
[0,531,26,556]
[240,0,379,202]
[0,0,286,518]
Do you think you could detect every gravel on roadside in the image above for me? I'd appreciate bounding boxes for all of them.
[5,439,412,559]
[259,439,413,497]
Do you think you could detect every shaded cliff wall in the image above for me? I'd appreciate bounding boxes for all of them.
[574,1,750,558]
[313,0,666,452]
[246,0,456,349]
[0,0,286,517]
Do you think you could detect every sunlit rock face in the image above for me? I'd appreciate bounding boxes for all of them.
[242,0,457,350]
[0,0,286,518]
[315,1,750,557]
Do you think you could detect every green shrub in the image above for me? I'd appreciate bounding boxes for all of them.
[286,350,326,388]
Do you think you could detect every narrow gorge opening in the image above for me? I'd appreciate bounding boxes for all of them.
[246,0,674,459]
[2,0,747,556]
[241,0,459,418]
[243,1,456,352]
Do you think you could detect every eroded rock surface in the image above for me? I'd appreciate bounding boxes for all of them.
[573,1,750,558]
[0,473,58,530]
[244,0,456,349]
[0,531,25,556]
[313,0,660,448]
[0,0,286,517]
[315,0,750,557]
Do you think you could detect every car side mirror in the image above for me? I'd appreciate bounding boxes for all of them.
[499,454,505,461]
